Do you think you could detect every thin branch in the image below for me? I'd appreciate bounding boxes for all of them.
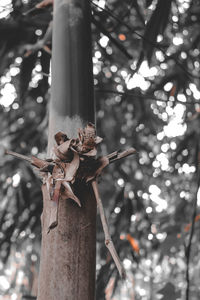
[108,148,137,164]
[92,180,126,279]
[95,89,200,106]
[91,15,132,60]
[22,22,52,56]
[23,0,53,15]
[5,150,32,163]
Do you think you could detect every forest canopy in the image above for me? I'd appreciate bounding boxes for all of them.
[0,0,200,299]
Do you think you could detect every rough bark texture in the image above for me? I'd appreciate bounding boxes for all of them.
[37,0,96,299]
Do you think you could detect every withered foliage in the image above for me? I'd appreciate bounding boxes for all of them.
[6,123,136,218]
[6,123,136,278]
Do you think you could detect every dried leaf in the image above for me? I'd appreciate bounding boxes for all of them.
[54,139,75,161]
[84,123,96,136]
[170,85,176,97]
[52,180,62,203]
[184,213,200,232]
[48,201,58,232]
[95,136,103,144]
[5,150,50,170]
[57,139,72,156]
[64,152,80,182]
[30,156,49,169]
[62,181,81,207]
[52,163,65,180]
[43,45,52,55]
[81,123,96,152]
[68,124,103,156]
[39,163,54,173]
[53,146,72,162]
[54,131,68,145]
[78,128,84,143]
[36,0,53,9]
[126,234,139,253]
[86,156,109,182]
[46,175,53,196]
[82,147,97,157]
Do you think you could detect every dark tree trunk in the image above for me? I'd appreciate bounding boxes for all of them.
[37,1,96,299]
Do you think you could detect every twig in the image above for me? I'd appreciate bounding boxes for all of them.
[5,150,32,163]
[95,89,200,106]
[91,15,132,60]
[105,149,137,164]
[92,180,126,279]
[23,0,53,15]
[108,148,137,164]
[22,22,52,56]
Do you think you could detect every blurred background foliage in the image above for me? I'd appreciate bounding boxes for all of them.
[0,0,200,299]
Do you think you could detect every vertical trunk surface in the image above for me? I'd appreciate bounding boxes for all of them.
[37,1,96,299]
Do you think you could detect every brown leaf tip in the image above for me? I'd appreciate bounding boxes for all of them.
[54,132,69,145]
[54,123,103,158]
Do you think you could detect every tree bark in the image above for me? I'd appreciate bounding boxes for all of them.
[37,1,96,299]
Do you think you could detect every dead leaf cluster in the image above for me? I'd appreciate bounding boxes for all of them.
[42,123,105,207]
[5,124,136,277]
[6,124,136,209]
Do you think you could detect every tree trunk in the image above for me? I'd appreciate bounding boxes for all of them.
[37,1,96,299]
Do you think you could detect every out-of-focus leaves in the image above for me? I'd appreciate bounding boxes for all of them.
[121,234,139,253]
[143,0,172,64]
[96,261,113,300]
[158,282,181,300]
[18,53,38,101]
[146,0,154,8]
[92,14,133,60]
[160,231,181,256]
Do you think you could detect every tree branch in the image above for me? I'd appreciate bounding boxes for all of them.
[95,89,200,106]
[22,22,52,56]
[91,15,132,60]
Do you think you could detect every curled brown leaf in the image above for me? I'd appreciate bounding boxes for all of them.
[64,152,80,182]
[52,180,62,203]
[54,131,68,145]
[52,163,65,180]
[62,181,81,207]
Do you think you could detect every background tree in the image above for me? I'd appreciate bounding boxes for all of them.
[0,0,200,299]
